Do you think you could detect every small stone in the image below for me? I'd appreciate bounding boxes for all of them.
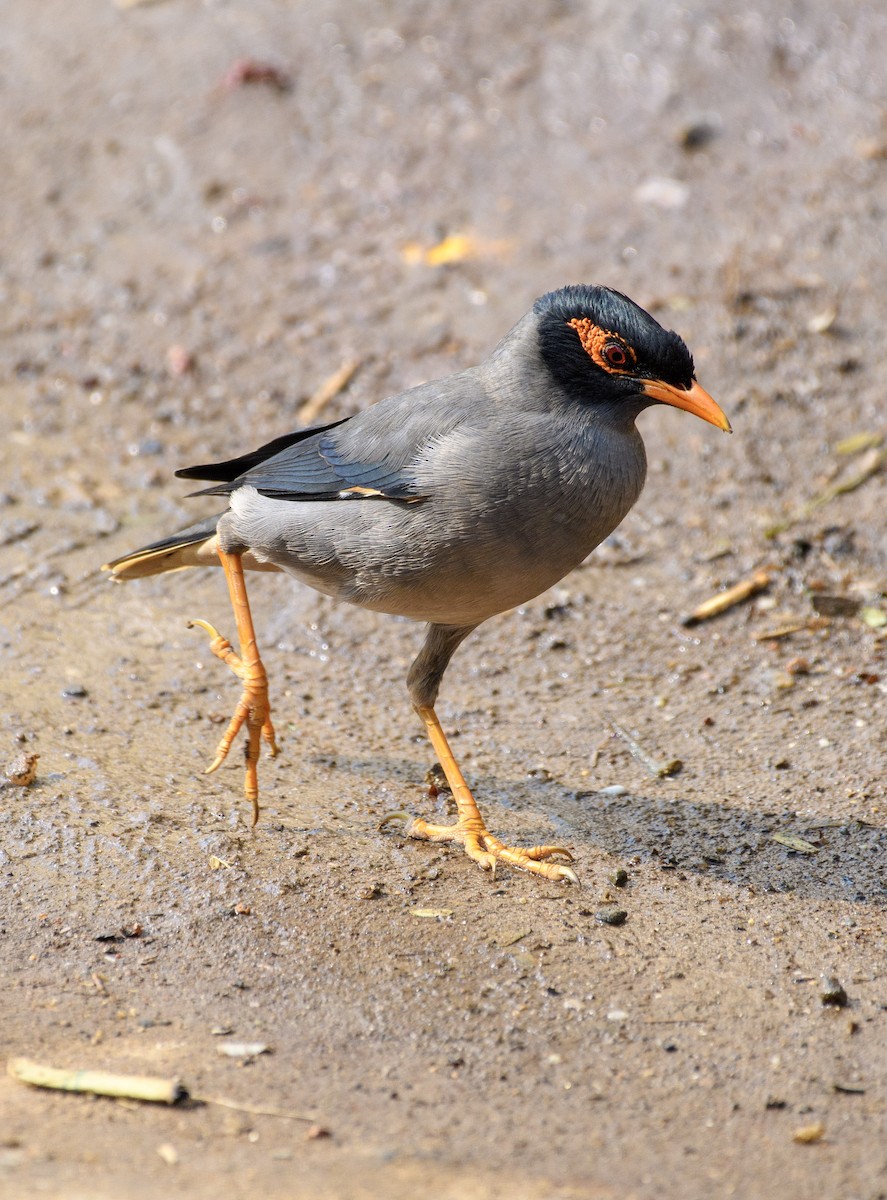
[678,121,719,151]
[216,1041,270,1059]
[635,176,689,209]
[820,976,849,1007]
[425,762,450,795]
[860,606,887,629]
[772,670,795,690]
[166,344,195,376]
[595,907,628,927]
[785,656,810,675]
[305,1124,331,1140]
[3,752,38,787]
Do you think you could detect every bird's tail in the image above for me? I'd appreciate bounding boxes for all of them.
[102,515,225,580]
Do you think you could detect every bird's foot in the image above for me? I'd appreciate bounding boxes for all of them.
[381,812,578,884]
[189,618,279,825]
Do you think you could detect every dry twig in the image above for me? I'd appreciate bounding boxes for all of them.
[683,568,771,626]
[297,360,360,425]
[8,1058,186,1104]
[604,716,682,778]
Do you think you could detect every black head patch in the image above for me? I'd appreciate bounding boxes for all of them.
[534,284,695,399]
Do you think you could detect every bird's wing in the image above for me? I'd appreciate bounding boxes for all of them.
[181,372,481,503]
[175,417,348,484]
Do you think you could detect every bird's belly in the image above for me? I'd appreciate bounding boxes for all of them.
[241,521,569,625]
[276,561,541,625]
[224,447,643,625]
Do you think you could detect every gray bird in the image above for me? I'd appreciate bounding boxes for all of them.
[105,285,730,883]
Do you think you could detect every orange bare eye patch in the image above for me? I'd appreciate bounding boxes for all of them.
[567,318,637,374]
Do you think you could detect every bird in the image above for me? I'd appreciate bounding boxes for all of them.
[104,284,730,884]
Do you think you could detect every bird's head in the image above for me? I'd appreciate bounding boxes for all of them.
[534,284,731,432]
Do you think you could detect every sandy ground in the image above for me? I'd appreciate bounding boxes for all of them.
[1,2,886,1197]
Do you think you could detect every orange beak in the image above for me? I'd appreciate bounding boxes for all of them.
[642,377,732,432]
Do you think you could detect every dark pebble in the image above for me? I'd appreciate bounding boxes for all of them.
[811,594,859,618]
[595,907,628,926]
[679,122,719,150]
[821,976,849,1007]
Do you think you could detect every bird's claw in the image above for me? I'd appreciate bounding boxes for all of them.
[188,613,278,826]
[378,810,416,832]
[189,618,245,678]
[382,813,579,884]
[187,617,221,639]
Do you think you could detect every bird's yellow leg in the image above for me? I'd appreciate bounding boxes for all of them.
[188,549,278,825]
[384,705,577,883]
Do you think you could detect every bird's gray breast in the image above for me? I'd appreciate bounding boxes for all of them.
[409,413,647,615]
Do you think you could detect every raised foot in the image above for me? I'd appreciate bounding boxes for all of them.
[380,812,579,884]
[188,617,279,825]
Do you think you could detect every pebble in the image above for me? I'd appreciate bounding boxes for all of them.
[3,752,39,787]
[635,177,689,209]
[595,907,628,927]
[820,976,849,1007]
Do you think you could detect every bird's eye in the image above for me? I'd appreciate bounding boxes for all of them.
[603,342,629,368]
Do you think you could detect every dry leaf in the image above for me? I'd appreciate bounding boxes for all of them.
[498,929,532,948]
[401,233,512,267]
[772,833,819,854]
[834,431,883,455]
[793,1122,825,1144]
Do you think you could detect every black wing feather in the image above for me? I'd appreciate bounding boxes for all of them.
[175,417,348,483]
[185,420,426,502]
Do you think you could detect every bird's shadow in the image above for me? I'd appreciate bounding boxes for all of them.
[296,750,886,908]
